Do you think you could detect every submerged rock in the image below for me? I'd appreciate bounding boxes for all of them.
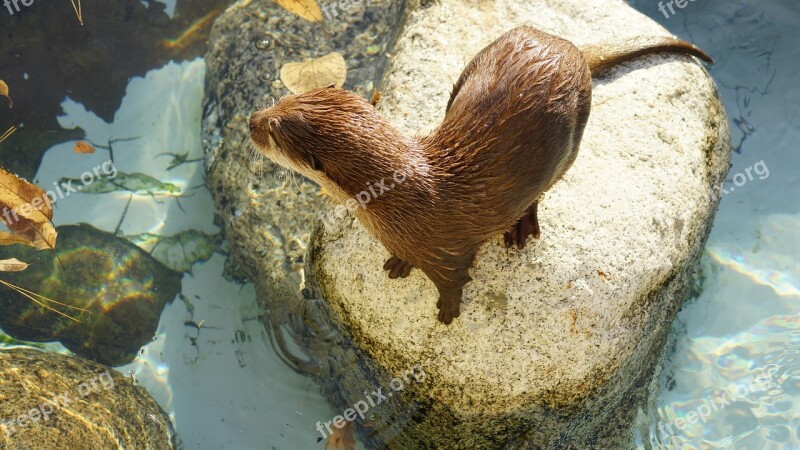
[0,347,172,449]
[306,0,730,448]
[0,224,182,366]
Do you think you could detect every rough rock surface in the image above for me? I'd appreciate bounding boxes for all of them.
[0,348,173,449]
[306,0,730,448]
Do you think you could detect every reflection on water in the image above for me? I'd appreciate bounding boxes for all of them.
[629,0,800,448]
[707,214,800,299]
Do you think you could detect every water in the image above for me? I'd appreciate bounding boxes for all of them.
[0,0,798,449]
[627,0,800,448]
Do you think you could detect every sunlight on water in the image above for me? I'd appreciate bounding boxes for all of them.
[706,215,800,299]
[629,0,800,448]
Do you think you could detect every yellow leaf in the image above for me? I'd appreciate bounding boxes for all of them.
[0,232,35,247]
[274,0,323,22]
[73,141,95,154]
[0,79,12,108]
[280,52,347,94]
[0,258,28,272]
[325,420,356,450]
[0,167,57,250]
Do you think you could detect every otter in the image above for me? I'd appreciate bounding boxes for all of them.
[248,26,712,324]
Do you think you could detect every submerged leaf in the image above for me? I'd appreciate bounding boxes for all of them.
[280,52,347,94]
[0,258,28,272]
[0,167,57,250]
[127,230,220,273]
[73,141,95,154]
[0,79,12,108]
[325,420,356,450]
[274,0,323,22]
[60,171,181,196]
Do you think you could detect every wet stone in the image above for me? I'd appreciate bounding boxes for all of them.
[0,347,173,449]
[0,224,182,366]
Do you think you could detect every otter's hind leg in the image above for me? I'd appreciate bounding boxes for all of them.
[383,255,414,279]
[427,256,474,325]
[504,202,541,249]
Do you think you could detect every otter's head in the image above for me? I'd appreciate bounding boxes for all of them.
[249,86,410,202]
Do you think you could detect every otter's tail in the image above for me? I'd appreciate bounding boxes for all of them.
[579,36,713,74]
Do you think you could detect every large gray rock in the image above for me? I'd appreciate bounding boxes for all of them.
[0,348,173,449]
[306,0,730,448]
[204,0,730,448]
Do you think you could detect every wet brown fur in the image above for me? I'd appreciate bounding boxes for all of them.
[248,26,712,324]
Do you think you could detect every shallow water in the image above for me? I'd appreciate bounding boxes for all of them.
[628,0,800,448]
[0,0,797,449]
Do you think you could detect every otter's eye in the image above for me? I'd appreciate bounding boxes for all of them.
[309,154,324,172]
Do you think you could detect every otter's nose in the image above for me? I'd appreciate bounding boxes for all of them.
[248,111,262,134]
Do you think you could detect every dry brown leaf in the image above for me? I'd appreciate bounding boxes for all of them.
[0,258,28,272]
[274,0,323,22]
[0,232,36,247]
[0,79,12,108]
[325,420,356,450]
[280,52,347,94]
[73,141,95,154]
[0,167,57,250]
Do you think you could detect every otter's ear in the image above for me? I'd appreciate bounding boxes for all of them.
[309,154,324,172]
[268,118,281,132]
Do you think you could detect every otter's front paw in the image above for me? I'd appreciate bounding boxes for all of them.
[504,203,541,249]
[383,255,414,279]
[436,297,461,325]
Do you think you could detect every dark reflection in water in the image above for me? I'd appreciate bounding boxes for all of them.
[0,0,226,179]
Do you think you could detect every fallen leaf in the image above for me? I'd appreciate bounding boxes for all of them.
[325,420,356,450]
[73,141,95,154]
[125,229,220,273]
[274,0,323,22]
[59,171,181,196]
[0,258,28,272]
[280,52,347,94]
[0,79,11,108]
[0,167,57,250]
[0,233,36,247]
